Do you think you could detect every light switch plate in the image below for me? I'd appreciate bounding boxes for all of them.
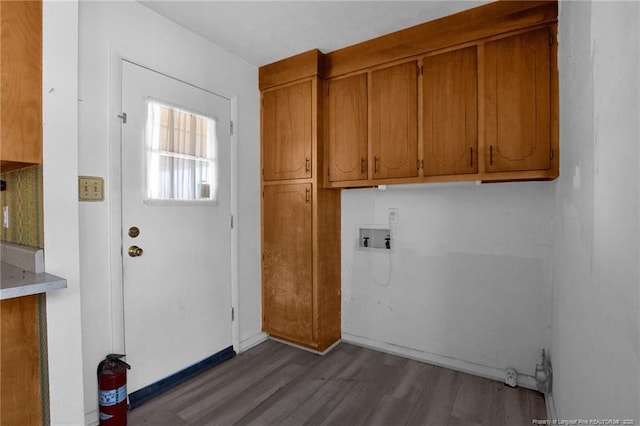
[79,176,104,201]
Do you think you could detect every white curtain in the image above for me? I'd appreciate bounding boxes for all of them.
[146,101,217,201]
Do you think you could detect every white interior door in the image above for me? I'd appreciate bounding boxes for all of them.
[121,60,232,393]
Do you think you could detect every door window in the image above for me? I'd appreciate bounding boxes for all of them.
[145,100,218,202]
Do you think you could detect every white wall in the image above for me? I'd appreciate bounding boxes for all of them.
[78,1,261,421]
[42,1,86,424]
[342,182,553,386]
[552,1,640,420]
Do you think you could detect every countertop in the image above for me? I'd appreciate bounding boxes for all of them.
[1,262,67,300]
[0,241,67,300]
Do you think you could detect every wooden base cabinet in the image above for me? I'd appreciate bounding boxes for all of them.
[262,184,313,344]
[261,183,341,351]
[0,295,45,425]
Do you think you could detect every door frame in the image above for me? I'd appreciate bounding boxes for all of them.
[107,47,240,356]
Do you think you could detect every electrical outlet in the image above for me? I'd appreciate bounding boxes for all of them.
[78,176,104,201]
[3,206,8,229]
[388,208,399,225]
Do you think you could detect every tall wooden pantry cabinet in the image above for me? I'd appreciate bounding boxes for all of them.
[260,50,341,352]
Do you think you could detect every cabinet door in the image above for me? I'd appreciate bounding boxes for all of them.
[262,81,312,181]
[484,27,551,172]
[262,183,313,344]
[371,61,418,179]
[0,0,42,171]
[327,74,368,182]
[423,47,478,176]
[1,296,43,425]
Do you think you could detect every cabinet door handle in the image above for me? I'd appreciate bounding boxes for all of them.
[305,187,310,204]
[361,158,367,174]
[374,157,380,174]
[470,147,473,167]
[305,157,310,173]
[489,145,493,166]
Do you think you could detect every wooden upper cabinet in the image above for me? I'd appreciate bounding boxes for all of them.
[262,80,313,181]
[0,0,43,172]
[327,73,368,183]
[422,46,478,176]
[262,183,313,345]
[484,27,552,173]
[370,61,419,180]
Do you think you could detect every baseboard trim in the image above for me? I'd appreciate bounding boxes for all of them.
[545,392,558,421]
[342,332,538,390]
[128,346,236,409]
[268,336,342,356]
[85,409,98,426]
[239,332,268,353]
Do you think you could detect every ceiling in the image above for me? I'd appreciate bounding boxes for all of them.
[138,1,489,67]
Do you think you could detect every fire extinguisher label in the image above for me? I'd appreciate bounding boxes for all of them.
[99,412,114,421]
[99,384,127,406]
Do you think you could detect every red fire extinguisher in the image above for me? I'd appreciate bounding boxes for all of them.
[98,354,131,425]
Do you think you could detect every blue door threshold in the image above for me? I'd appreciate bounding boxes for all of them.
[128,346,236,409]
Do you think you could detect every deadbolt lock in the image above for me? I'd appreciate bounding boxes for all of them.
[128,246,143,257]
[128,226,140,238]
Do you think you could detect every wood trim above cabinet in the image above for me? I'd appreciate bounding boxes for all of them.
[259,49,325,90]
[324,1,557,78]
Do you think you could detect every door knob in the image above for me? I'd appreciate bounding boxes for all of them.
[128,246,144,257]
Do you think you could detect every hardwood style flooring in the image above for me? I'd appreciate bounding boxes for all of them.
[128,340,547,426]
